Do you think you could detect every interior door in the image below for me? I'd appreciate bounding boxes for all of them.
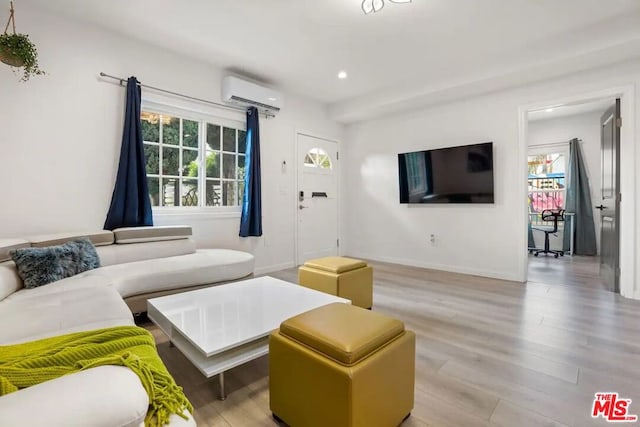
[297,134,338,264]
[599,99,621,293]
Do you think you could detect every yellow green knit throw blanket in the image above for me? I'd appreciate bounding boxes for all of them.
[0,326,193,427]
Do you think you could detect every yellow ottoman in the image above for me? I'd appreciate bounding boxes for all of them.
[269,303,415,427]
[298,256,373,309]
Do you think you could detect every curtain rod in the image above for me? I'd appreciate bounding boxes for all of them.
[528,139,583,149]
[98,72,275,118]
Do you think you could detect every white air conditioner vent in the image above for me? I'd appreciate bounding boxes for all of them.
[222,76,283,114]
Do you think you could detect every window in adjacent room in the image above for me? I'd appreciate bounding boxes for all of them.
[527,148,567,224]
[141,110,246,209]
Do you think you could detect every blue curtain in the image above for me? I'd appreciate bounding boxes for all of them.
[239,107,262,237]
[103,77,153,230]
[563,138,597,255]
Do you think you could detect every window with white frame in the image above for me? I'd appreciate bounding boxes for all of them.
[527,145,568,224]
[141,110,246,209]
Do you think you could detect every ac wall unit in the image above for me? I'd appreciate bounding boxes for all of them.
[222,76,283,114]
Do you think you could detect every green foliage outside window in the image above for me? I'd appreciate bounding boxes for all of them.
[141,111,245,207]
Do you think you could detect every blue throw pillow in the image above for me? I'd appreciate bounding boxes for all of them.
[10,239,101,289]
[73,238,101,273]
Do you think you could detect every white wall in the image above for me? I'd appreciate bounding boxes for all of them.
[0,5,343,274]
[344,59,640,299]
[528,111,608,253]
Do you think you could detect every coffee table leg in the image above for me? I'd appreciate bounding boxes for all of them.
[218,372,226,401]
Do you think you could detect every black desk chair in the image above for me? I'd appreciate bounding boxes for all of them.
[532,209,565,258]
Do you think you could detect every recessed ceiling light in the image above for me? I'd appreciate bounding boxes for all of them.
[268,97,277,101]
[338,71,348,79]
[545,108,554,112]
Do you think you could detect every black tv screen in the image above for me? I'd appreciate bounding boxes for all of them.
[398,142,494,204]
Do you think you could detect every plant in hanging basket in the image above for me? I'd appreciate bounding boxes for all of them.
[0,33,45,81]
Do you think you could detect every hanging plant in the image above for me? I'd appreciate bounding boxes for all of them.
[0,1,44,81]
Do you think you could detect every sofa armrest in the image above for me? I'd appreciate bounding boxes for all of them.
[0,366,148,427]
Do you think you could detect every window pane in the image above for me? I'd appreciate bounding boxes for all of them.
[207,124,221,151]
[181,179,198,207]
[528,153,565,175]
[206,180,221,207]
[161,178,179,207]
[183,119,199,148]
[223,127,236,152]
[182,149,198,177]
[162,147,179,176]
[162,115,179,145]
[205,150,220,178]
[304,153,316,167]
[223,153,236,180]
[222,181,237,206]
[148,177,159,207]
[141,113,159,142]
[527,152,565,213]
[238,130,247,154]
[238,181,245,204]
[237,155,245,180]
[144,145,159,175]
[318,154,331,169]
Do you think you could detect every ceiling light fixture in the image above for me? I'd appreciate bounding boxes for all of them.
[338,71,348,79]
[545,108,554,112]
[362,0,412,15]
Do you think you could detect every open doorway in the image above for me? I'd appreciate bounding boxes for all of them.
[525,97,619,292]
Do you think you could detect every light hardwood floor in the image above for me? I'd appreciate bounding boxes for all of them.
[143,259,640,427]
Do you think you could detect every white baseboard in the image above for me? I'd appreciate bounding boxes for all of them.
[348,253,522,283]
[254,261,296,276]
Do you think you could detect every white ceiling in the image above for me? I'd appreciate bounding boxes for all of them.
[528,98,615,122]
[22,0,640,119]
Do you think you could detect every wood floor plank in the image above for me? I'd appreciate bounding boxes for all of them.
[415,368,500,420]
[489,400,570,427]
[438,360,600,427]
[139,256,640,427]
[410,387,490,427]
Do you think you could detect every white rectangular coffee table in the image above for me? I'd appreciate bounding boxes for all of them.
[147,276,349,399]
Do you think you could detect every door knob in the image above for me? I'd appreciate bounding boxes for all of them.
[595,205,605,210]
[299,205,308,210]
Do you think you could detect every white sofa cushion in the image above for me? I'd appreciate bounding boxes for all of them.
[3,274,113,302]
[0,286,133,345]
[0,261,22,301]
[0,365,148,427]
[113,225,192,244]
[86,249,254,298]
[29,230,114,247]
[0,238,30,262]
[96,238,197,267]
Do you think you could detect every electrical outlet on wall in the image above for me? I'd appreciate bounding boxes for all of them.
[429,234,436,246]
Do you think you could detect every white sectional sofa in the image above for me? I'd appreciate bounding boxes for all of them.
[0,226,255,427]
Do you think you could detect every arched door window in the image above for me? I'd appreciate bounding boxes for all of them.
[304,148,332,169]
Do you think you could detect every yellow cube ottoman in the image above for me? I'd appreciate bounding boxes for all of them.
[298,256,373,309]
[269,303,415,427]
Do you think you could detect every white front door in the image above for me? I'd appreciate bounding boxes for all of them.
[297,134,339,264]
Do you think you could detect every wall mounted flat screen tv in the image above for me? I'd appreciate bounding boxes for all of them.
[398,142,494,204]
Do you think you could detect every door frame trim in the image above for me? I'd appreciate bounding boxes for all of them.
[294,131,341,266]
[517,85,636,298]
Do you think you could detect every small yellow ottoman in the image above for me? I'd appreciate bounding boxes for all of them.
[269,303,415,427]
[298,256,373,309]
